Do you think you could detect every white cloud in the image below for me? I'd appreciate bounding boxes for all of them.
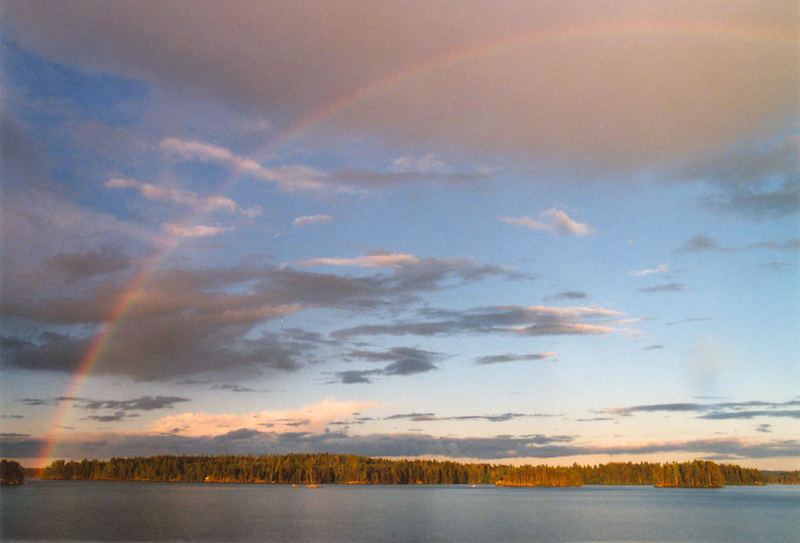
[106,177,261,217]
[163,224,234,238]
[149,399,379,437]
[499,208,594,236]
[293,215,338,227]
[391,153,446,173]
[629,264,669,277]
[542,208,594,236]
[298,253,421,268]
[159,137,329,192]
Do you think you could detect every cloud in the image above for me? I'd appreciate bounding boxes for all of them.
[545,291,587,301]
[637,282,687,293]
[293,215,338,227]
[159,138,483,192]
[386,412,554,423]
[148,399,377,437]
[391,153,446,173]
[299,252,421,269]
[680,235,800,252]
[333,304,625,340]
[85,411,140,423]
[13,395,189,425]
[2,250,514,379]
[606,400,800,421]
[3,430,797,463]
[333,347,442,383]
[629,264,669,277]
[5,3,795,174]
[162,224,234,238]
[665,317,711,326]
[475,352,556,365]
[644,345,664,350]
[212,384,255,393]
[674,133,800,218]
[106,176,261,217]
[81,395,191,412]
[499,208,594,236]
[45,248,131,285]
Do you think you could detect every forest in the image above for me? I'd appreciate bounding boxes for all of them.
[0,459,25,486]
[34,453,795,488]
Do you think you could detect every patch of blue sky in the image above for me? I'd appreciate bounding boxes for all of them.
[3,39,148,126]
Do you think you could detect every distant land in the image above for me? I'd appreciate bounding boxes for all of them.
[25,454,800,488]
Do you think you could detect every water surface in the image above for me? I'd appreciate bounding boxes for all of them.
[2,481,798,542]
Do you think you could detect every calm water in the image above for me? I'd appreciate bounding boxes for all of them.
[2,481,798,542]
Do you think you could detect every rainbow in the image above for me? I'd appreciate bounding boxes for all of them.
[37,17,797,466]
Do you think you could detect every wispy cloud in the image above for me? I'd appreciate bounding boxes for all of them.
[299,252,420,269]
[637,282,687,293]
[475,352,556,365]
[332,347,443,384]
[629,264,668,277]
[162,224,234,238]
[499,208,594,236]
[605,400,800,421]
[333,305,626,340]
[680,235,800,253]
[293,215,337,227]
[545,291,587,301]
[106,177,261,217]
[148,399,377,437]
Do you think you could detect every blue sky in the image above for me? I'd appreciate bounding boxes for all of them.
[1,1,798,469]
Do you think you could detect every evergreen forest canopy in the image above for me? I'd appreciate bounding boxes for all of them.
[0,459,25,485]
[36,454,799,488]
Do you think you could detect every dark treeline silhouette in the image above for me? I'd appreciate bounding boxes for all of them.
[0,459,25,486]
[37,454,783,488]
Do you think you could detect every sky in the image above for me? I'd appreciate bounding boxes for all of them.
[1,1,798,470]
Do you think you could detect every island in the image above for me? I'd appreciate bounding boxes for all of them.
[0,459,25,486]
[20,453,798,488]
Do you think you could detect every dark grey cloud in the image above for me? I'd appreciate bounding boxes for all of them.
[85,411,140,423]
[637,283,686,293]
[643,345,664,350]
[334,369,382,384]
[385,412,552,423]
[680,234,800,253]
[0,414,24,419]
[45,247,132,285]
[756,424,772,433]
[212,384,255,393]
[383,358,438,376]
[81,396,190,411]
[17,395,189,415]
[386,412,436,421]
[3,430,797,462]
[698,410,800,420]
[545,291,587,301]
[675,134,800,219]
[607,400,800,421]
[474,352,555,365]
[333,347,443,384]
[333,305,621,340]
[2,253,517,379]
[325,168,486,189]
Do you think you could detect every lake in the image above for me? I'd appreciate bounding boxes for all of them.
[2,481,798,542]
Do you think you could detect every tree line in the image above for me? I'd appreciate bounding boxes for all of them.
[35,453,794,488]
[0,459,25,486]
